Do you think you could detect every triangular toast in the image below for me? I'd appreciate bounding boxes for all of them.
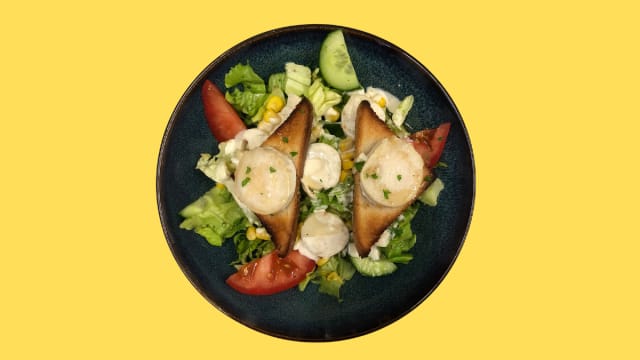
[352,101,431,256]
[257,98,313,256]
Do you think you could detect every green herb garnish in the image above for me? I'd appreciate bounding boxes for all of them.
[383,189,391,199]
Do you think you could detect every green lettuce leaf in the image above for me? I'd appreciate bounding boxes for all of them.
[224,63,266,93]
[268,72,286,92]
[380,203,419,264]
[300,175,354,224]
[179,186,250,246]
[223,63,268,119]
[299,255,355,301]
[231,232,275,266]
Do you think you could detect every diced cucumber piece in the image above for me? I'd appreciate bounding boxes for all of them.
[350,256,397,277]
[419,178,445,206]
[319,30,360,91]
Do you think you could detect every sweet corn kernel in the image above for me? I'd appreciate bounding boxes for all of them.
[266,96,285,112]
[246,226,257,241]
[262,109,278,123]
[324,107,340,122]
[377,96,387,108]
[340,149,355,161]
[340,170,349,182]
[339,137,354,151]
[326,271,342,282]
[255,227,271,240]
[215,182,225,189]
[342,159,354,170]
[316,257,330,266]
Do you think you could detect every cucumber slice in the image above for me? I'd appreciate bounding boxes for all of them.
[319,30,361,91]
[350,256,397,277]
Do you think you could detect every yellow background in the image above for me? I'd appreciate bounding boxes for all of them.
[2,0,638,358]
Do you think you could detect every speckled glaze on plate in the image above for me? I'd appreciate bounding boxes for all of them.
[157,24,474,341]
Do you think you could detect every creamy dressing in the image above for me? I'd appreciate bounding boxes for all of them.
[347,228,391,260]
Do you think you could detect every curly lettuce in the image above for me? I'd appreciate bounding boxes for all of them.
[179,186,250,246]
[224,63,268,120]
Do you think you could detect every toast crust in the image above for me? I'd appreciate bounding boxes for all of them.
[352,102,430,256]
[257,98,313,256]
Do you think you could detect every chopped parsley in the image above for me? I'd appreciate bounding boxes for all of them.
[354,161,365,172]
[290,151,298,157]
[241,177,251,187]
[397,174,403,181]
[383,189,391,199]
[269,166,276,173]
[245,166,251,174]
[282,136,289,143]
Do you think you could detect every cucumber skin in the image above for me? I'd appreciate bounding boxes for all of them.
[319,30,361,91]
[350,256,397,277]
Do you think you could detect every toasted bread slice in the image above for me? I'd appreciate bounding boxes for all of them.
[352,101,431,256]
[257,98,313,256]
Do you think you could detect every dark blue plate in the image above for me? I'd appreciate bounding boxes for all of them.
[157,24,474,341]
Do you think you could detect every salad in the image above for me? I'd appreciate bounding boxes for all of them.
[178,29,450,300]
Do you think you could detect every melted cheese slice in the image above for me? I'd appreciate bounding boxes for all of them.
[360,137,424,208]
[234,147,296,215]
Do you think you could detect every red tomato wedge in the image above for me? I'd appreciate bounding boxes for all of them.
[410,122,451,169]
[201,79,247,142]
[226,250,316,295]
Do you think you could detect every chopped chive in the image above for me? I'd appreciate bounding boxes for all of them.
[370,173,379,179]
[424,175,433,182]
[290,151,298,157]
[241,177,251,187]
[383,189,391,199]
[269,166,276,173]
[397,174,402,181]
[354,161,365,172]
[436,162,448,168]
[245,166,251,174]
[282,136,289,143]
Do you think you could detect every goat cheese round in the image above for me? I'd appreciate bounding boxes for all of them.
[297,211,349,260]
[302,143,341,191]
[360,136,424,207]
[234,147,296,215]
